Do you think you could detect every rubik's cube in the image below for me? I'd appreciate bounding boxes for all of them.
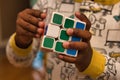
[41,12,86,57]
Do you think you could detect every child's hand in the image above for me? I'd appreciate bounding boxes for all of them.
[58,12,92,72]
[15,9,46,48]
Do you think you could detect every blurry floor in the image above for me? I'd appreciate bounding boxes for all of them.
[0,48,34,80]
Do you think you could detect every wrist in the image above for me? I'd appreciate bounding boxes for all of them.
[75,46,93,72]
[9,33,33,56]
[15,34,33,49]
[82,49,106,79]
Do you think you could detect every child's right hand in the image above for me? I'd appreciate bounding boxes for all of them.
[15,9,46,48]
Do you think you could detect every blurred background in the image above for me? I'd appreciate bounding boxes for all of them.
[0,0,40,80]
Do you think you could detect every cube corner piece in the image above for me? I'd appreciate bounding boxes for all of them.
[41,36,55,51]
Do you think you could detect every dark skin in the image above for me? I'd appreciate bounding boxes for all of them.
[15,9,92,72]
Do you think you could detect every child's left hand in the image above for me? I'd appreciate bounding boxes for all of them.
[58,12,92,72]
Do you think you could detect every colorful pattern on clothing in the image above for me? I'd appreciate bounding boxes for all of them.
[6,0,120,80]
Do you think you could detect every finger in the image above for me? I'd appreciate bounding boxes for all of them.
[58,54,76,63]
[37,28,44,35]
[16,25,35,38]
[38,21,45,28]
[16,18,38,34]
[16,26,35,48]
[63,41,88,50]
[67,28,92,41]
[19,13,40,26]
[23,9,46,19]
[75,12,91,30]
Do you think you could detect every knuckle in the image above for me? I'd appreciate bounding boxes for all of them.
[27,15,32,21]
[16,19,19,24]
[84,43,89,49]
[24,9,30,12]
[73,29,79,36]
[89,21,91,26]
[88,21,91,28]
[69,42,74,49]
[17,12,23,17]
[87,31,92,40]
[25,23,30,29]
[86,21,91,30]
[16,19,21,25]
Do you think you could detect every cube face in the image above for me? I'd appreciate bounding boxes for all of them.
[75,22,86,30]
[42,36,54,49]
[46,24,60,38]
[64,18,75,28]
[71,36,81,42]
[60,29,69,41]
[41,12,86,57]
[52,13,63,25]
[67,49,77,57]
[54,41,65,53]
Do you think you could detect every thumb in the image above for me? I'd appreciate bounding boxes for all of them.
[75,12,91,31]
[58,54,76,63]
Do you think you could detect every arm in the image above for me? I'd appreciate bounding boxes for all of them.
[58,12,120,79]
[97,53,120,79]
[82,49,120,79]
[6,0,47,67]
[6,33,39,67]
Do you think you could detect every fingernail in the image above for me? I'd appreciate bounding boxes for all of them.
[67,28,73,35]
[35,34,40,38]
[37,28,44,34]
[41,13,47,18]
[63,42,69,48]
[38,22,45,28]
[58,55,64,59]
[75,11,81,16]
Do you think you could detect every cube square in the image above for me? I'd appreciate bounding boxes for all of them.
[63,17,75,28]
[66,49,77,57]
[75,21,86,30]
[71,36,81,41]
[54,41,65,53]
[42,36,55,49]
[71,21,86,42]
[46,24,60,38]
[59,29,70,41]
[51,12,64,25]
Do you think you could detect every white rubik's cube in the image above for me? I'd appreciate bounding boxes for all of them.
[41,12,86,57]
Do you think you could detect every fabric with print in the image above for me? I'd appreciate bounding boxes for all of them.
[6,0,120,80]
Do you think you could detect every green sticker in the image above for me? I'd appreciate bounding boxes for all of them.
[60,30,69,41]
[64,18,74,28]
[43,37,54,48]
[52,13,63,25]
[55,41,65,52]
